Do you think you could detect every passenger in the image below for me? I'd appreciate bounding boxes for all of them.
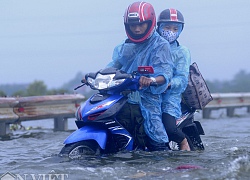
[106,1,174,151]
[157,8,191,151]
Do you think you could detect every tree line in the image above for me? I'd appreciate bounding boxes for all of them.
[0,72,93,98]
[206,69,250,93]
[0,80,69,97]
[1,69,250,97]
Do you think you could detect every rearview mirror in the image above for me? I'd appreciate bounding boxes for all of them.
[138,66,154,74]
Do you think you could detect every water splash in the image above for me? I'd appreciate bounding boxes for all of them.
[223,155,250,179]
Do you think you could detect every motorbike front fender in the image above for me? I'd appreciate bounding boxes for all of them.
[63,126,107,149]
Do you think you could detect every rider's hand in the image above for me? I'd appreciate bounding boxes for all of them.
[139,76,153,89]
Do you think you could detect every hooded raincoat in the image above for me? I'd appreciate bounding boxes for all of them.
[162,41,191,118]
[107,31,173,143]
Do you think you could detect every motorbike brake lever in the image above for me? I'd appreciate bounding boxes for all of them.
[74,83,85,90]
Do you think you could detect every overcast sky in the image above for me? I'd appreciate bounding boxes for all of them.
[1,0,250,88]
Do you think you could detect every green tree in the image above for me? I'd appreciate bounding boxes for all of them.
[61,71,83,91]
[0,90,6,97]
[46,88,70,95]
[230,70,250,92]
[0,84,28,96]
[12,90,26,97]
[207,69,250,93]
[26,80,47,96]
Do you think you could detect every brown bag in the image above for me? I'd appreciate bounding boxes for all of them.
[182,62,213,110]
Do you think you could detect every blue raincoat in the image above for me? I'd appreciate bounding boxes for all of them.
[107,31,173,143]
[162,41,191,118]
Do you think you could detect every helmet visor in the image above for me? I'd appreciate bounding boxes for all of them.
[125,21,152,42]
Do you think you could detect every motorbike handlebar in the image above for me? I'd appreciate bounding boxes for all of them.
[150,82,158,86]
[74,68,158,91]
[74,83,85,90]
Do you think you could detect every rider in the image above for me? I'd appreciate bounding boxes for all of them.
[106,1,174,151]
[157,8,191,151]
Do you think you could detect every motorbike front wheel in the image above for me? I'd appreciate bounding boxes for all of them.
[59,140,101,159]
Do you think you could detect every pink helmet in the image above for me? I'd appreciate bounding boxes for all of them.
[124,1,156,43]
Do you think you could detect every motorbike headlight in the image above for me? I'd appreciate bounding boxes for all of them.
[87,73,125,90]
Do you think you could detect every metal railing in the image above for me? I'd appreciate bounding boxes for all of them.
[1,93,250,136]
[202,93,250,118]
[0,94,85,136]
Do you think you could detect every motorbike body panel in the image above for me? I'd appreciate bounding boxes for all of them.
[108,125,134,151]
[79,94,124,121]
[63,126,107,149]
[194,121,205,135]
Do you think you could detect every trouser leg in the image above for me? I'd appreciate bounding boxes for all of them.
[162,113,185,144]
[116,103,147,149]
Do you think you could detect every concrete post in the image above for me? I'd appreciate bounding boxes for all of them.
[54,117,68,131]
[227,107,235,117]
[202,109,211,119]
[0,122,10,136]
[247,106,250,113]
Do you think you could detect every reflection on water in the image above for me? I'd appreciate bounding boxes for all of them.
[0,115,250,179]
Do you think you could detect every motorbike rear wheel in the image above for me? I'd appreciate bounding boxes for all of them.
[59,140,101,159]
[188,136,205,151]
[185,135,195,151]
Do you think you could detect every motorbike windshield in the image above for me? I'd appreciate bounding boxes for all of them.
[88,73,125,90]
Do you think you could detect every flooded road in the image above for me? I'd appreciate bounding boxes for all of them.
[0,110,250,180]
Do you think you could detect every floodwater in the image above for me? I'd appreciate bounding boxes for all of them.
[0,108,250,180]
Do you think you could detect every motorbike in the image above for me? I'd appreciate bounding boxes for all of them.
[59,67,205,159]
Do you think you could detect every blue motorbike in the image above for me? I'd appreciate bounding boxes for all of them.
[59,67,205,159]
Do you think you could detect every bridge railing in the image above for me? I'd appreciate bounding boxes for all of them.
[202,93,250,118]
[1,93,250,136]
[0,94,85,136]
